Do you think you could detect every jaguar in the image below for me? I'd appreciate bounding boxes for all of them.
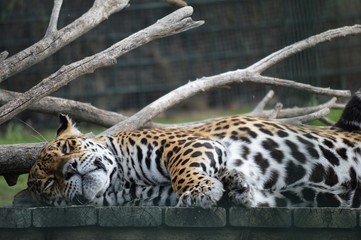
[27,90,361,208]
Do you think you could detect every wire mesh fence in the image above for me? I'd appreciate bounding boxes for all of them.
[1,0,361,122]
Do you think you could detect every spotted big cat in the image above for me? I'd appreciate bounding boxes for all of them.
[28,90,361,208]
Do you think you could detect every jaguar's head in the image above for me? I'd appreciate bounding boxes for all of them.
[28,114,117,206]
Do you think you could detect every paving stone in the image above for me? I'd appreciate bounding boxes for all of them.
[32,206,97,227]
[98,206,162,227]
[165,207,226,227]
[229,207,292,228]
[0,207,31,228]
[294,208,357,228]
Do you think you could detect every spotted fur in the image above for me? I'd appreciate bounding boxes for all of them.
[28,92,361,208]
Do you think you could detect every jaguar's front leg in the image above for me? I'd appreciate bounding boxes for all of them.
[165,138,227,208]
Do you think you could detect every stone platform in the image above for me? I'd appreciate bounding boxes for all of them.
[0,206,360,239]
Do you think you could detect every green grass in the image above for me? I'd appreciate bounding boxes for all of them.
[0,175,28,207]
[0,123,55,144]
[0,124,56,207]
[0,110,342,207]
[308,109,342,126]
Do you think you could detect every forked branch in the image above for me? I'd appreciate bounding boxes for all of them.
[99,25,361,135]
[0,6,204,126]
[44,0,63,37]
[100,71,349,135]
[247,25,361,73]
[0,0,130,82]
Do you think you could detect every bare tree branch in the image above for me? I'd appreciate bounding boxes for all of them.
[249,90,275,116]
[44,0,63,37]
[278,97,337,125]
[268,103,283,119]
[0,143,44,185]
[279,108,331,125]
[0,51,9,63]
[247,24,361,73]
[333,103,346,109]
[100,71,349,135]
[0,6,204,126]
[0,89,181,128]
[319,116,336,125]
[0,89,127,127]
[0,89,341,129]
[159,96,343,128]
[0,0,130,83]
[249,74,350,97]
[99,25,361,135]
[265,97,341,118]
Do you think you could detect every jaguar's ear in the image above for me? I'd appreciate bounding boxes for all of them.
[56,114,81,137]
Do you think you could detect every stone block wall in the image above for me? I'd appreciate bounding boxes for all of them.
[0,207,361,240]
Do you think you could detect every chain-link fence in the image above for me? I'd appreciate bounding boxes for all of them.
[1,0,361,121]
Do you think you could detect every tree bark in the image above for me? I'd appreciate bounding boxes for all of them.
[0,89,127,127]
[99,24,361,135]
[100,71,349,136]
[0,143,43,186]
[0,0,130,83]
[0,6,204,125]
